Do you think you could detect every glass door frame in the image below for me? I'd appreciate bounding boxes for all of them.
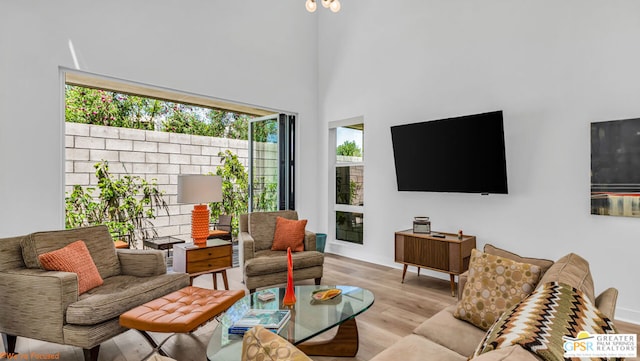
[248,113,295,212]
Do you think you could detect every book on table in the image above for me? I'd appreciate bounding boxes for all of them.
[228,309,291,335]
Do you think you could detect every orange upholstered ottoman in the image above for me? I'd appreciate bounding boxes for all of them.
[120,286,244,357]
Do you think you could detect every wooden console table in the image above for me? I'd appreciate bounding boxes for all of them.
[394,230,476,296]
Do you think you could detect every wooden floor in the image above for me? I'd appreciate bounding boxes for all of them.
[2,254,639,361]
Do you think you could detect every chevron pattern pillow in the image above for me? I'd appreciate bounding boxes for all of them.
[472,282,619,361]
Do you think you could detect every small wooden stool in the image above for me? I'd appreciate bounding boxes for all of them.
[119,286,244,358]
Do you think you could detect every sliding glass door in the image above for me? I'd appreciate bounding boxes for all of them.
[249,114,295,212]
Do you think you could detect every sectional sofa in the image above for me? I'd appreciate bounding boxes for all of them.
[370,244,619,361]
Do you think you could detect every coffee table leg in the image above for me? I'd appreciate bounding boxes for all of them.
[296,317,359,357]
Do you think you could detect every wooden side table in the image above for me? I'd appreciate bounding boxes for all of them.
[143,236,186,267]
[172,239,233,290]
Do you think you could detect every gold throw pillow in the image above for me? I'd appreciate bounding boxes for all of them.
[454,249,542,330]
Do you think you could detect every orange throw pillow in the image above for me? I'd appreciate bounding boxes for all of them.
[271,217,307,252]
[38,240,104,295]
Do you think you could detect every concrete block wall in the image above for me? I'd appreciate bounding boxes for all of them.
[65,122,255,244]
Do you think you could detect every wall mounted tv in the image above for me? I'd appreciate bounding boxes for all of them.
[391,110,508,194]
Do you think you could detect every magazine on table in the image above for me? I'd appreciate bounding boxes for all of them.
[228,309,291,335]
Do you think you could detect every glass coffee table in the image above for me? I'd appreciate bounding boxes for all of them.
[206,285,374,360]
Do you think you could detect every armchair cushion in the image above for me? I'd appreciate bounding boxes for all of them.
[66,272,189,325]
[117,249,166,277]
[414,305,487,357]
[38,240,104,294]
[483,244,554,275]
[21,225,120,279]
[272,217,307,252]
[248,210,298,251]
[536,252,595,302]
[303,231,317,254]
[0,235,26,271]
[244,250,324,276]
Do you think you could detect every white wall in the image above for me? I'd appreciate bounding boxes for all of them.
[318,0,640,323]
[0,1,320,235]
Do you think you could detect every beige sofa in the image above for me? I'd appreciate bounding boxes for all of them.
[0,225,190,361]
[370,245,619,361]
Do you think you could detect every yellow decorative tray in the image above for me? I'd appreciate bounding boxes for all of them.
[310,288,342,304]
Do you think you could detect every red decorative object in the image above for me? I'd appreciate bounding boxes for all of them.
[191,204,210,245]
[283,247,296,306]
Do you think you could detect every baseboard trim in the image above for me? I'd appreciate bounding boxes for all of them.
[615,307,640,325]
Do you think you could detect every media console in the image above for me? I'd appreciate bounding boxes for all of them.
[394,230,476,296]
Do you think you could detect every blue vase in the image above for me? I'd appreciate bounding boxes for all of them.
[316,233,327,253]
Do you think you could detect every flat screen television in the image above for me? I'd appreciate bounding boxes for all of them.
[391,111,508,194]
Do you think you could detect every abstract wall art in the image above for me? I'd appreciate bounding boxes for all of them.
[591,117,640,217]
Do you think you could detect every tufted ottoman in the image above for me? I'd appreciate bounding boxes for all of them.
[120,286,245,358]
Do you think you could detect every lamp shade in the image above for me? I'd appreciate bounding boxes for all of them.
[177,175,223,204]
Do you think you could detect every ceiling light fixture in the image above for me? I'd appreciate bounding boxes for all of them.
[329,0,341,12]
[305,0,317,12]
[305,0,341,13]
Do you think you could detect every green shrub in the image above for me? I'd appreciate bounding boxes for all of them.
[209,150,249,236]
[65,160,168,247]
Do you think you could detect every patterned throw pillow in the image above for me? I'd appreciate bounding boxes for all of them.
[242,326,312,361]
[271,217,307,252]
[454,249,542,330]
[472,282,618,361]
[38,240,104,294]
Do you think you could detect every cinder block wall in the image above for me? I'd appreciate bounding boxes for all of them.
[65,122,256,243]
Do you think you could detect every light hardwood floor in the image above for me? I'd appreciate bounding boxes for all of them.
[2,254,639,360]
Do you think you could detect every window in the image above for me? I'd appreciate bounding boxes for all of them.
[330,119,364,245]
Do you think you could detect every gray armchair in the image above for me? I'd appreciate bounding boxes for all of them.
[239,210,324,293]
[0,225,189,361]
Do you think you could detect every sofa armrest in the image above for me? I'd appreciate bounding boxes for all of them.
[595,287,618,320]
[457,271,468,301]
[240,231,255,264]
[117,249,166,277]
[304,231,316,252]
[0,268,78,344]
